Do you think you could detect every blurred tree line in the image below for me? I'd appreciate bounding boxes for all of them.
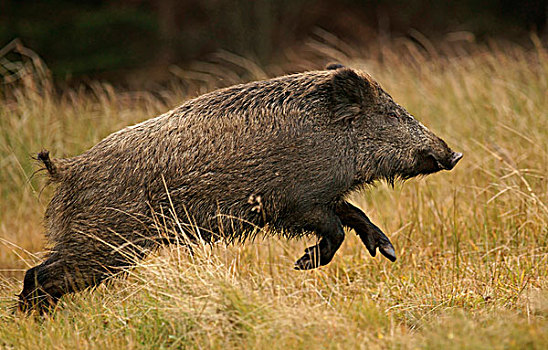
[0,0,546,80]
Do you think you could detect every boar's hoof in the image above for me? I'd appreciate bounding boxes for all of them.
[364,232,397,262]
[294,245,325,270]
[360,227,397,262]
[379,244,397,262]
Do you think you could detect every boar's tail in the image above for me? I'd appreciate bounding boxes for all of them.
[37,150,69,183]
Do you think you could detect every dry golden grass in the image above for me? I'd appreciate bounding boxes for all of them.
[0,37,547,349]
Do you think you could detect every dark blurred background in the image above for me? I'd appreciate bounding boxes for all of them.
[1,0,546,84]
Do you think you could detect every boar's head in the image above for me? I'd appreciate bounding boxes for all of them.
[330,67,462,184]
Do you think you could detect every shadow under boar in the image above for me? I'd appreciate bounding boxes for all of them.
[19,65,462,313]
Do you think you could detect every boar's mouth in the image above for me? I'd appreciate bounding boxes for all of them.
[407,151,463,178]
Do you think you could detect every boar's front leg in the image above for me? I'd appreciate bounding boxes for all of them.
[294,210,345,270]
[335,202,397,262]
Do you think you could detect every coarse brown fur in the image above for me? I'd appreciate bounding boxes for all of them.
[19,65,462,313]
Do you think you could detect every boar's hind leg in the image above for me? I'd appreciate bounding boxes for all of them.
[294,211,345,270]
[18,251,119,314]
[335,202,396,262]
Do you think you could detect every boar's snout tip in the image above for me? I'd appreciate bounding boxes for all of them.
[447,152,463,170]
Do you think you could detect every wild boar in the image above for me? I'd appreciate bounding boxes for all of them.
[19,64,462,312]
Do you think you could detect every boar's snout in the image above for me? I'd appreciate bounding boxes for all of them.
[447,152,463,170]
[431,151,463,171]
[414,149,462,176]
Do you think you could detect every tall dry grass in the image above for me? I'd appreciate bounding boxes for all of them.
[0,36,547,349]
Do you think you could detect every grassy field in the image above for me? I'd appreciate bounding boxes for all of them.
[0,38,547,349]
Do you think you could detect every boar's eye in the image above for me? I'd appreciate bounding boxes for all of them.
[387,111,398,118]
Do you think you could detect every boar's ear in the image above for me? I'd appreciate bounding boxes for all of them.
[331,68,377,116]
[330,68,377,122]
